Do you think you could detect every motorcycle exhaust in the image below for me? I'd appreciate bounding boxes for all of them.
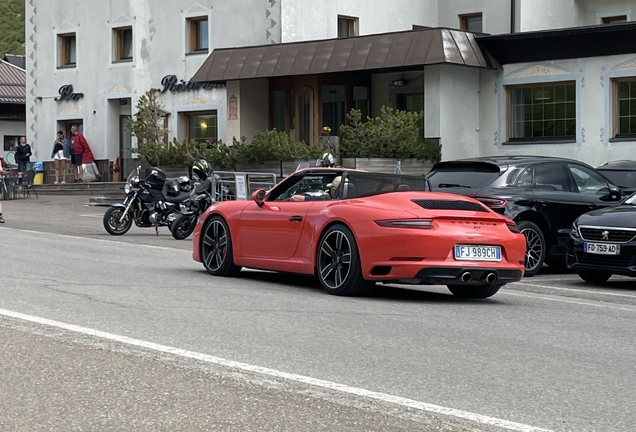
[460,272,472,282]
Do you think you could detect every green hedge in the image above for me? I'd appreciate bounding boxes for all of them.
[135,129,327,169]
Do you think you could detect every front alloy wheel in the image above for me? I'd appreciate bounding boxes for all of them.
[103,207,132,236]
[171,213,197,240]
[201,216,241,276]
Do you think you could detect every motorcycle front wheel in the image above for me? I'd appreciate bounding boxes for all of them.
[171,213,197,240]
[103,207,133,236]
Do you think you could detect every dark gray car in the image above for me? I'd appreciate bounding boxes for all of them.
[596,160,636,196]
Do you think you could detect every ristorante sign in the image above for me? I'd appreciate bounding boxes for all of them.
[160,75,226,93]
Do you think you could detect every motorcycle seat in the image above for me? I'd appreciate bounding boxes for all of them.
[165,190,191,204]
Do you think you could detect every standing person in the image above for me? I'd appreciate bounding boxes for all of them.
[15,136,32,175]
[51,130,70,184]
[70,125,87,183]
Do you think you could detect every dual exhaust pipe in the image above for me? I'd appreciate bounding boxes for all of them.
[460,272,498,284]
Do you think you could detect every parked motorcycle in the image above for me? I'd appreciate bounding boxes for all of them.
[171,177,214,240]
[103,166,192,236]
[171,161,234,240]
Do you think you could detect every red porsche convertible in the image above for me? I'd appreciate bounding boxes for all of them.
[192,168,526,298]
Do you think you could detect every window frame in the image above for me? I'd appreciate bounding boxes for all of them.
[58,33,77,68]
[3,135,21,152]
[187,16,209,54]
[566,163,610,196]
[531,163,573,192]
[506,81,577,144]
[602,15,628,25]
[612,77,636,140]
[459,13,483,33]
[337,15,358,38]
[184,110,218,144]
[113,26,133,63]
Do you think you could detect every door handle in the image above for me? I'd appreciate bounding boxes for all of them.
[289,216,303,222]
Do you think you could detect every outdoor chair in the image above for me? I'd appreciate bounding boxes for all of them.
[15,169,38,199]
[3,170,19,200]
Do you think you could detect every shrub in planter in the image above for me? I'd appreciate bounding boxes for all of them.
[339,106,439,161]
[235,129,326,164]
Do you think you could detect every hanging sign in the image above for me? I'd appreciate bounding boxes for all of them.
[55,84,84,102]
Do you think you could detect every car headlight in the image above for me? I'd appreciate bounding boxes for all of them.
[570,222,581,239]
[124,183,132,194]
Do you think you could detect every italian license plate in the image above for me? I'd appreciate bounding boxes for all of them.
[583,242,620,255]
[454,245,501,261]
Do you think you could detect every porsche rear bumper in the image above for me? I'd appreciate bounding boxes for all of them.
[409,267,522,285]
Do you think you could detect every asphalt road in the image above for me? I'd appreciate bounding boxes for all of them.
[1,195,635,432]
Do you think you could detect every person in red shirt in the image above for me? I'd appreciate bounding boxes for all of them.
[70,125,90,183]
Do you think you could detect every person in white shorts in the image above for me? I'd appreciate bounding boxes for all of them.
[51,130,70,184]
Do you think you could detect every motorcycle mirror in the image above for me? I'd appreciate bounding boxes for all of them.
[253,189,266,207]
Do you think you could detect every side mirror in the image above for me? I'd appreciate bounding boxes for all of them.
[252,189,266,206]
[600,185,623,201]
[609,185,623,201]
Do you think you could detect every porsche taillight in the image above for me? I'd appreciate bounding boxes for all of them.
[375,219,434,229]
[507,222,521,233]
[476,196,507,207]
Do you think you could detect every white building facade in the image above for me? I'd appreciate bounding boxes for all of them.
[26,0,636,173]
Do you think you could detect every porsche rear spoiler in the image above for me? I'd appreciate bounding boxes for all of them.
[429,160,508,174]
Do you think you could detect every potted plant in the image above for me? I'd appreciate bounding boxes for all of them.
[339,106,440,175]
[234,129,326,177]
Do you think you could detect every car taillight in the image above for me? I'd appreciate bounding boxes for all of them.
[476,196,507,207]
[375,219,434,229]
[507,222,520,233]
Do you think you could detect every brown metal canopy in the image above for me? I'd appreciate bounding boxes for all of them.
[191,28,490,82]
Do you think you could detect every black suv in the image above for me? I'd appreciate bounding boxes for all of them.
[426,156,623,276]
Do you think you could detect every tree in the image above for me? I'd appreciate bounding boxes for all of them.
[0,0,26,58]
[126,89,169,146]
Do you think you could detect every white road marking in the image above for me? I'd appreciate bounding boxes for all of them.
[501,290,636,313]
[0,308,553,432]
[79,214,104,218]
[0,227,191,253]
[513,282,636,299]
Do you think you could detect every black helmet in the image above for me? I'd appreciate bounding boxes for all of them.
[317,152,336,167]
[192,159,211,180]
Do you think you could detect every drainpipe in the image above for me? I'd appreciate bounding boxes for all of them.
[510,0,516,33]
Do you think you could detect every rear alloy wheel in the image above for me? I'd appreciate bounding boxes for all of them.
[517,221,546,277]
[316,224,373,296]
[447,285,502,299]
[577,271,611,284]
[201,216,241,276]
